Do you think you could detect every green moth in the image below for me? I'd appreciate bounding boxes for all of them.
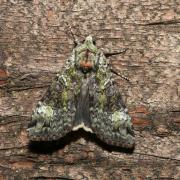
[27,36,135,148]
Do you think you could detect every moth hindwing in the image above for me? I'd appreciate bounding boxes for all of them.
[27,35,135,148]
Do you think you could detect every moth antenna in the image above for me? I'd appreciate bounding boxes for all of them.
[110,68,131,83]
[66,23,79,46]
[104,48,128,58]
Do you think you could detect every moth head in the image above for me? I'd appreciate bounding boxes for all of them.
[74,35,100,73]
[84,35,96,45]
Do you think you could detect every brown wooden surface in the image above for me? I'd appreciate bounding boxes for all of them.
[0,0,180,179]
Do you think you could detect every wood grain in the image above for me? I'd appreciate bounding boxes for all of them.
[0,0,179,179]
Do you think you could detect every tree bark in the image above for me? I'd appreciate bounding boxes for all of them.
[0,0,179,179]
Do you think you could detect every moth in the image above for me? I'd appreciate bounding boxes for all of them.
[27,35,135,148]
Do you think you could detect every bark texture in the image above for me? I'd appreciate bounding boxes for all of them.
[0,0,180,179]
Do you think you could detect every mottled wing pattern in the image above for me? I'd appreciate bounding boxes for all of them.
[89,68,135,148]
[27,66,80,141]
[28,35,134,148]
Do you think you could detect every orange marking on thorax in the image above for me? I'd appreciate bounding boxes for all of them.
[80,49,93,68]
[80,61,93,68]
